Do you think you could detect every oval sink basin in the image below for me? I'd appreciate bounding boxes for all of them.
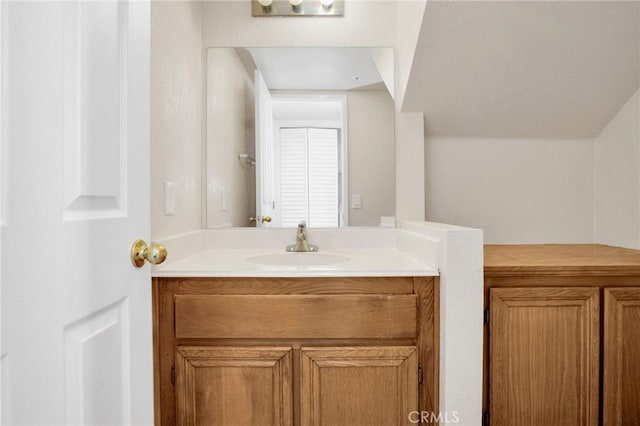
[247,253,351,266]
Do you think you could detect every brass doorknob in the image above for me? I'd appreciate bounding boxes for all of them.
[249,215,272,224]
[131,239,168,268]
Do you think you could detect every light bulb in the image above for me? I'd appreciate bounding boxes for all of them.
[258,0,273,5]
[320,0,334,7]
[289,0,303,7]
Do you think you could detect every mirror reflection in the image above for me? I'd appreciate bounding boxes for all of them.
[206,47,395,228]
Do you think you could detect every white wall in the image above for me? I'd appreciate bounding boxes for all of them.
[396,0,427,109]
[399,221,483,426]
[425,137,594,244]
[347,90,395,226]
[151,1,203,239]
[206,49,255,227]
[425,89,640,246]
[396,112,425,221]
[594,90,640,249]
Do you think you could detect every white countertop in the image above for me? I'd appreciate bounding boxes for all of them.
[152,247,439,278]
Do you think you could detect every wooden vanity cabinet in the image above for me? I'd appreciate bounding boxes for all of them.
[153,276,439,426]
[484,244,640,426]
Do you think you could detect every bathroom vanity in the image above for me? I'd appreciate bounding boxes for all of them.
[153,275,438,426]
[150,224,484,426]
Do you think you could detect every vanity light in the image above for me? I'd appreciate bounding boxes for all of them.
[258,0,273,12]
[289,0,303,12]
[251,0,343,17]
[320,0,334,9]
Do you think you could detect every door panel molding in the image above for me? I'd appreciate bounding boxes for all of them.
[64,298,130,425]
[62,0,129,220]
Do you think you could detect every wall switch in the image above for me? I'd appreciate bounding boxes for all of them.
[351,194,361,209]
[164,181,177,215]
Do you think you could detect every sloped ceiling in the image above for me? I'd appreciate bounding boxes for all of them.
[403,1,640,138]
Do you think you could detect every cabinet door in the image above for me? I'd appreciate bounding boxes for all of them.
[175,346,293,426]
[604,288,640,426]
[300,346,418,426]
[490,287,599,426]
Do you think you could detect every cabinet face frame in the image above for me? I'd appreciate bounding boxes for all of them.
[152,276,439,426]
[603,287,640,426]
[489,287,600,426]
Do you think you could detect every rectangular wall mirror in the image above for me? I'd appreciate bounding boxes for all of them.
[206,47,395,228]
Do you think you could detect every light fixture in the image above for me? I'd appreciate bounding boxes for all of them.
[320,0,334,9]
[251,0,343,17]
[258,0,273,12]
[289,0,303,12]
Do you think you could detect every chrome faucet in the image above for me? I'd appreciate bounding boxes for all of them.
[286,221,318,252]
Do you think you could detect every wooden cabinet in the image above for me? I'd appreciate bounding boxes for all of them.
[175,346,293,426]
[490,287,599,425]
[300,346,418,426]
[484,245,640,426]
[153,276,438,426]
[603,288,640,425]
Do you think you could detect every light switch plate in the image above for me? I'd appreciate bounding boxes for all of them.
[351,194,361,209]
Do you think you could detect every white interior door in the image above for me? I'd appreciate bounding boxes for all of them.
[254,70,275,227]
[1,1,153,425]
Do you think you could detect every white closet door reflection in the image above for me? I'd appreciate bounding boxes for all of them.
[278,128,339,228]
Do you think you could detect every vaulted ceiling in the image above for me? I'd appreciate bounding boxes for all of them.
[403,1,640,138]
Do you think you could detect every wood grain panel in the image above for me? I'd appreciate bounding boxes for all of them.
[415,277,439,417]
[175,294,417,339]
[603,288,640,426]
[175,346,293,426]
[170,276,415,295]
[485,275,640,289]
[485,244,640,276]
[490,287,599,426]
[300,346,418,426]
[152,278,163,425]
[154,277,437,426]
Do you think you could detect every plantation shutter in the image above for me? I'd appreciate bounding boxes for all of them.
[279,128,309,227]
[307,128,339,227]
[279,127,339,227]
